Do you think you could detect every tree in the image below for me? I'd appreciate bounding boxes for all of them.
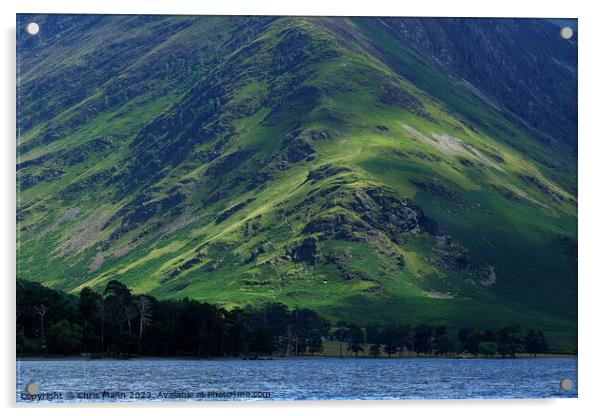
[257,303,291,336]
[97,297,106,352]
[273,335,289,358]
[433,326,452,356]
[466,330,482,356]
[103,280,132,336]
[114,332,139,355]
[47,319,82,354]
[365,325,384,344]
[136,296,153,353]
[16,278,557,361]
[248,327,273,358]
[457,327,482,356]
[369,343,381,358]
[347,324,365,357]
[334,321,349,358]
[289,307,327,357]
[125,304,138,335]
[349,342,364,357]
[307,330,324,355]
[78,287,101,352]
[78,287,98,330]
[398,325,416,356]
[525,330,547,357]
[482,329,496,342]
[479,341,497,357]
[496,325,524,358]
[34,304,47,343]
[384,343,398,357]
[222,307,247,357]
[457,327,474,352]
[381,325,399,357]
[414,325,433,356]
[190,301,222,357]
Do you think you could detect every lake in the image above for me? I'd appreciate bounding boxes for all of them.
[16,357,577,402]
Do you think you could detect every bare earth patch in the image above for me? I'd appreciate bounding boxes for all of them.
[160,212,196,236]
[55,209,111,256]
[89,252,105,272]
[89,243,137,272]
[113,244,135,258]
[39,206,81,237]
[401,124,504,172]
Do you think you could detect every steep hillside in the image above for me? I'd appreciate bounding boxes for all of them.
[16,15,577,346]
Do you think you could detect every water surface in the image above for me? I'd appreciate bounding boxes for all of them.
[17,357,577,402]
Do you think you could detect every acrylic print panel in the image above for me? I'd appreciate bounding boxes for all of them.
[16,14,577,402]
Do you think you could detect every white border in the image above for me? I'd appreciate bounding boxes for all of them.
[2,1,601,415]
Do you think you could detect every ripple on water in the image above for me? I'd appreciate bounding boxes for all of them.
[16,357,577,402]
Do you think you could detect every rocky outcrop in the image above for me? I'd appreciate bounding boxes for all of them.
[168,252,207,278]
[518,174,573,204]
[106,187,186,241]
[286,236,320,265]
[304,212,370,241]
[330,188,425,239]
[432,235,472,271]
[215,198,255,224]
[246,244,266,263]
[298,185,442,244]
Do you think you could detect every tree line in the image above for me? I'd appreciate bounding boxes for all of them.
[16,279,548,358]
[360,322,546,358]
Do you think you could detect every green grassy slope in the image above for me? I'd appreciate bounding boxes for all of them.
[16,15,577,348]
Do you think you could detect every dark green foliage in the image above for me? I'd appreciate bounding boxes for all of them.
[413,325,434,355]
[17,279,332,357]
[433,326,452,356]
[78,287,102,352]
[307,330,324,355]
[103,280,133,340]
[369,343,381,358]
[17,279,549,358]
[479,342,498,357]
[466,331,483,356]
[16,279,77,346]
[47,319,82,354]
[384,343,398,357]
[347,324,366,357]
[457,327,482,355]
[247,327,274,358]
[525,330,548,356]
[334,321,350,358]
[496,325,525,358]
[457,327,473,351]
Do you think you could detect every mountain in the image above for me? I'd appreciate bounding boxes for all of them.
[16,15,577,348]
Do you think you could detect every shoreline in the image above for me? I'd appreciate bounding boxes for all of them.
[17,353,577,361]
